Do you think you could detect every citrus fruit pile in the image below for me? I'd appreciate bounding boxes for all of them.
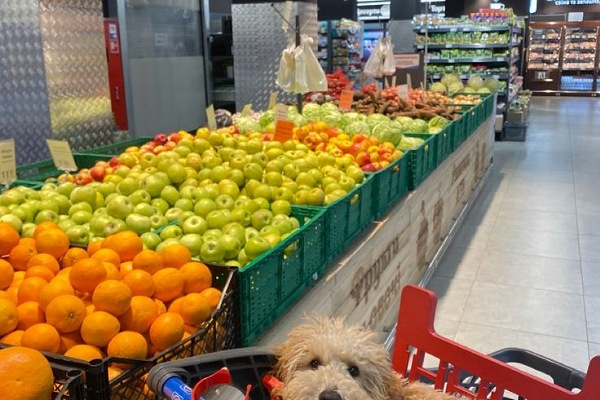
[0,221,221,371]
[0,346,55,400]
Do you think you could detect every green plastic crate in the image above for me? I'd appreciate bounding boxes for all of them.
[370,153,410,219]
[2,180,44,191]
[84,137,153,156]
[238,207,327,346]
[450,114,469,151]
[405,133,437,190]
[16,153,113,182]
[436,124,454,164]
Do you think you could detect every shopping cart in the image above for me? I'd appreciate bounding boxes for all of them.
[147,285,600,400]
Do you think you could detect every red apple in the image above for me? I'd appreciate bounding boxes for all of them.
[89,165,106,181]
[154,133,168,145]
[108,156,120,167]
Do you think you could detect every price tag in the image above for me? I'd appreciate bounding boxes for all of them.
[450,28,457,32]
[241,103,253,117]
[396,84,409,100]
[447,59,455,63]
[445,44,452,48]
[497,57,505,62]
[339,90,354,111]
[276,104,289,121]
[273,119,294,143]
[206,104,217,131]
[268,92,277,109]
[0,139,17,186]
[46,139,77,172]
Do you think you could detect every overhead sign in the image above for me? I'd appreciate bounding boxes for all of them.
[550,0,600,5]
[357,1,391,21]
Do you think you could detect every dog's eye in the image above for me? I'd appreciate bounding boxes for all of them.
[348,365,359,377]
[309,359,321,369]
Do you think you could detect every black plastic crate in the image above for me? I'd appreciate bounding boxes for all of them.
[504,122,527,142]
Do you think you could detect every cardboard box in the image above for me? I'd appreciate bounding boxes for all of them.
[507,107,529,123]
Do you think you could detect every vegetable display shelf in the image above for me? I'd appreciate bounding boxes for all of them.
[317,19,363,81]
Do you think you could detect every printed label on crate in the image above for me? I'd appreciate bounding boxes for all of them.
[241,103,253,117]
[268,92,278,109]
[273,119,294,143]
[46,140,77,172]
[276,103,289,121]
[0,139,16,185]
[206,104,217,131]
[396,84,409,100]
[339,90,354,111]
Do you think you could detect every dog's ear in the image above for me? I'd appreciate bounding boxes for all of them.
[386,371,408,400]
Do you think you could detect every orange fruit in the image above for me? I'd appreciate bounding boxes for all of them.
[59,331,84,353]
[152,268,184,302]
[17,277,48,304]
[10,271,25,287]
[0,346,54,400]
[103,261,121,280]
[87,238,104,256]
[132,249,163,275]
[18,237,37,247]
[80,311,121,348]
[64,344,104,362]
[21,323,60,353]
[178,293,212,326]
[35,228,70,259]
[107,331,148,361]
[119,261,134,279]
[45,294,87,333]
[92,248,121,267]
[167,297,183,314]
[92,280,132,317]
[154,299,167,315]
[180,262,212,294]
[0,298,18,336]
[107,366,123,381]
[16,301,45,330]
[1,329,24,346]
[0,223,20,257]
[33,221,60,239]
[0,291,11,301]
[160,244,191,269]
[26,253,60,275]
[148,312,185,352]
[24,266,55,282]
[200,287,222,311]
[122,270,155,297]
[38,279,75,311]
[101,231,143,262]
[4,287,18,304]
[69,258,106,294]
[61,247,89,269]
[119,296,158,334]
[0,259,14,290]
[8,244,37,272]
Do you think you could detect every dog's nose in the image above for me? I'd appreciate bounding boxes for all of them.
[318,389,342,400]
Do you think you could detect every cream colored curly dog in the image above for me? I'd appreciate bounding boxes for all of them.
[273,316,458,400]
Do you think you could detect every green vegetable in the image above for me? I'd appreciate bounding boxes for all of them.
[345,121,370,136]
[408,119,428,133]
[339,112,366,129]
[396,136,424,150]
[427,116,449,134]
[366,113,390,129]
[235,117,261,135]
[259,110,275,128]
[371,121,405,146]
[395,116,414,126]
[302,103,321,122]
[431,82,447,94]
[467,75,484,90]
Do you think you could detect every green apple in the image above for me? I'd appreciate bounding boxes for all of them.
[271,199,291,216]
[281,180,299,194]
[0,214,23,232]
[228,208,252,227]
[0,190,25,207]
[126,213,153,235]
[106,195,134,220]
[174,198,193,212]
[338,175,356,192]
[215,194,235,211]
[70,186,97,209]
[176,211,195,227]
[65,225,90,246]
[159,225,183,241]
[179,186,196,200]
[271,216,294,235]
[164,207,183,222]
[200,238,225,264]
[166,163,187,185]
[209,165,230,183]
[182,215,208,235]
[243,179,261,198]
[139,152,157,170]
[207,132,225,147]
[103,218,127,236]
[273,187,294,202]
[222,222,247,247]
[218,146,235,162]
[306,188,326,206]
[251,184,272,202]
[203,229,223,241]
[229,155,248,171]
[253,198,270,210]
[90,214,112,235]
[134,203,161,217]
[193,138,211,154]
[283,163,300,180]
[142,175,167,198]
[237,249,249,266]
[293,189,309,205]
[150,215,169,230]
[206,209,230,230]
[218,179,240,199]
[129,189,152,205]
[194,198,217,219]
[345,165,365,184]
[218,234,241,260]
[37,199,59,214]
[71,210,93,225]
[251,209,273,230]
[140,231,162,250]
[185,153,203,171]
[117,177,140,196]
[244,236,271,260]
[35,209,59,224]
[243,162,263,181]
[262,232,281,248]
[324,183,343,195]
[11,206,33,223]
[68,202,93,217]
[264,172,283,187]
[160,185,181,207]
[56,181,76,198]
[155,238,181,253]
[179,233,203,257]
[151,198,170,214]
[251,153,268,168]
[21,222,36,238]
[296,172,316,188]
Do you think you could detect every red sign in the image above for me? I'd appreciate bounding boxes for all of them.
[273,120,295,143]
[339,90,354,111]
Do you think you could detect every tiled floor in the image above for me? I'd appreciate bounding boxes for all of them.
[426,97,600,374]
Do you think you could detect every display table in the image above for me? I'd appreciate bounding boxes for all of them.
[256,115,495,346]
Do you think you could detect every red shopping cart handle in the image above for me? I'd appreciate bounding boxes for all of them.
[192,368,232,400]
[391,285,600,400]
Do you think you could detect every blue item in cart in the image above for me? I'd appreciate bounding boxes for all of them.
[151,366,248,400]
[162,376,193,400]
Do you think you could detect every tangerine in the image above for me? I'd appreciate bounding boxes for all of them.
[0,346,54,400]
[92,280,132,317]
[106,331,148,361]
[122,269,155,297]
[61,247,89,269]
[26,253,60,275]
[45,294,87,333]
[148,312,185,352]
[101,231,143,262]
[80,311,121,348]
[17,277,48,304]
[16,301,45,330]
[21,323,60,353]
[0,259,15,290]
[152,268,184,302]
[0,223,20,257]
[132,249,163,275]
[64,344,104,362]
[35,228,70,259]
[178,293,212,326]
[0,298,19,336]
[118,296,158,334]
[180,262,212,294]
[69,258,107,294]
[8,244,37,272]
[160,244,191,269]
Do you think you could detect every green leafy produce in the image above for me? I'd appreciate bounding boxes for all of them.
[319,102,339,116]
[431,82,447,94]
[345,121,371,136]
[467,75,485,90]
[477,87,492,94]
[395,116,414,126]
[427,116,449,134]
[366,113,390,129]
[322,110,343,127]
[259,110,275,128]
[408,119,429,133]
[396,136,424,150]
[484,77,501,93]
[339,112,366,129]
[235,117,261,135]
[371,120,406,146]
[441,73,461,88]
[292,113,308,127]
[448,81,465,95]
[302,103,321,121]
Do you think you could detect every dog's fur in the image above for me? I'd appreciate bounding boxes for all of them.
[273,316,458,400]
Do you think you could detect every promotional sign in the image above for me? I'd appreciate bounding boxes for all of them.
[46,140,77,172]
[206,105,217,131]
[357,0,391,21]
[339,90,354,111]
[0,139,16,185]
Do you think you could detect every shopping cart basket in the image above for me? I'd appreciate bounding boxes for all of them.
[148,285,600,400]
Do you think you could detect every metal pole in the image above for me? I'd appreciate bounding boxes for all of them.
[296,14,303,113]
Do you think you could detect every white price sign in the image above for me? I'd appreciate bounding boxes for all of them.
[276,103,289,121]
[206,104,218,131]
[46,139,77,172]
[0,139,17,185]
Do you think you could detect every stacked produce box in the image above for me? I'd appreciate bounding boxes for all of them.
[0,82,494,398]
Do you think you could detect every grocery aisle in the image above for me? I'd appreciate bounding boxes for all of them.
[426,96,600,374]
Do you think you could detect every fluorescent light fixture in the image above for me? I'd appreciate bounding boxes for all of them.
[529,0,537,13]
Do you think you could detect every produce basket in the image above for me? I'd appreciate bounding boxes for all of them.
[39,264,239,400]
[84,137,153,156]
[392,285,600,399]
[369,153,410,219]
[435,121,454,164]
[450,112,470,151]
[0,343,86,400]
[16,153,113,182]
[405,133,437,190]
[237,207,327,346]
[1,179,44,191]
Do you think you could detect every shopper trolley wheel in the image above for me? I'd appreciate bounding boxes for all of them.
[392,285,600,399]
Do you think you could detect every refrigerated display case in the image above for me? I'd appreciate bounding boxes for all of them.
[317,19,363,81]
[560,26,598,93]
